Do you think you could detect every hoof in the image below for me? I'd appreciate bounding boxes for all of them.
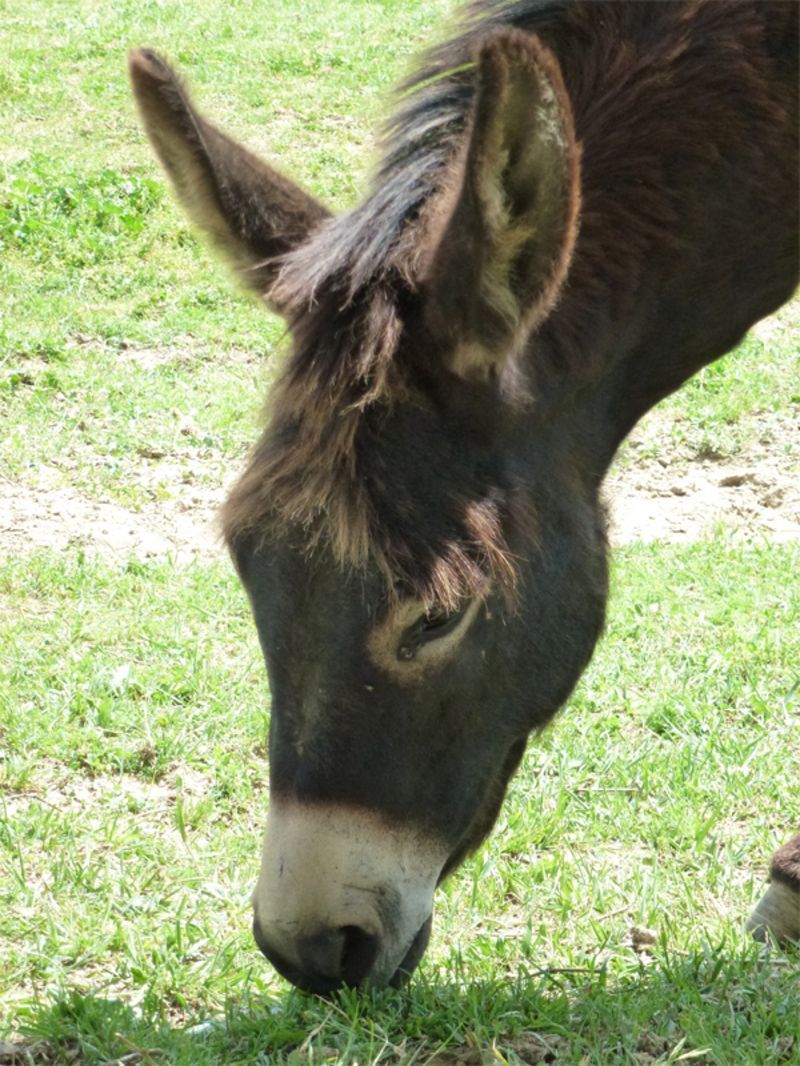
[747,882,800,945]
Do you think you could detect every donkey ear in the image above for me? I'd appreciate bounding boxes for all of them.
[129,49,331,315]
[419,31,580,380]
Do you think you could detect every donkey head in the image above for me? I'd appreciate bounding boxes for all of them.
[130,31,607,992]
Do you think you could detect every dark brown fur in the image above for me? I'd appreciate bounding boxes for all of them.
[221,0,797,609]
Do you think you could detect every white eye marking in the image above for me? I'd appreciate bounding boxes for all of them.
[366,598,482,684]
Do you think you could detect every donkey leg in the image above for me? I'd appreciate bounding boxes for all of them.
[747,833,800,944]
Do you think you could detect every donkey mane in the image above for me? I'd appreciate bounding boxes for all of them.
[274,0,568,306]
[222,0,794,608]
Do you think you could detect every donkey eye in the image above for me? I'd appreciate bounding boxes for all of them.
[397,604,469,661]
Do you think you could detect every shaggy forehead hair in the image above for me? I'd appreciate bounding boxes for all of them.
[221,3,554,610]
[221,301,522,612]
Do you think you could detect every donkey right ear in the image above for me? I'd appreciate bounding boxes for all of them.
[129,49,331,315]
[416,31,580,382]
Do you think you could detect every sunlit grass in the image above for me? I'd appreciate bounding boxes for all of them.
[1,0,798,1061]
[1,543,798,1062]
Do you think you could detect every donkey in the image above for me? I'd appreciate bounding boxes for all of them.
[130,0,799,993]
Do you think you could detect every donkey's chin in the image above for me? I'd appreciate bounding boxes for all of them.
[388,914,433,988]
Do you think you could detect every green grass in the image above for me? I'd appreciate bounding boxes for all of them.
[1,0,799,1062]
[1,545,798,1063]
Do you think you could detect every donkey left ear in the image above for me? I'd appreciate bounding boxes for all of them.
[419,30,580,380]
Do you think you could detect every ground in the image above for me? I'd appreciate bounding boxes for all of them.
[606,405,800,547]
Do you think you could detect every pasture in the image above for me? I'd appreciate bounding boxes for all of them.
[1,0,799,1062]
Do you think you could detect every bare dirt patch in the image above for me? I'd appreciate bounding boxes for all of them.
[117,340,263,371]
[606,407,800,545]
[1,405,798,562]
[0,475,225,563]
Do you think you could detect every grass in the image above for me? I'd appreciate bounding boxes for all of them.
[1,0,799,1062]
[1,545,798,1063]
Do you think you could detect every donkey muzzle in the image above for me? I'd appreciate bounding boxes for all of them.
[251,801,446,990]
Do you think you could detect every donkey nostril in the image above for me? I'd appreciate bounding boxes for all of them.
[253,916,381,991]
[338,924,379,986]
[296,925,380,988]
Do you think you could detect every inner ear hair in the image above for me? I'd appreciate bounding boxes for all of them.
[420,29,581,380]
[129,48,330,313]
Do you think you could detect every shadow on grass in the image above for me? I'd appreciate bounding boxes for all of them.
[4,944,798,1065]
